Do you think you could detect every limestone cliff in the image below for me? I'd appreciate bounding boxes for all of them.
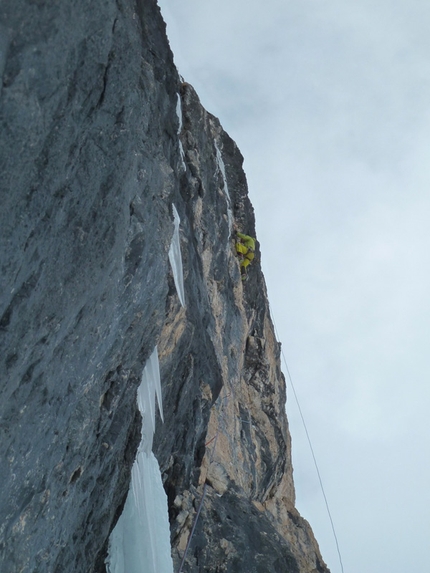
[0,1,329,572]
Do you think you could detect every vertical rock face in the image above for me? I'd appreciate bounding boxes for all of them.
[1,1,180,571]
[0,2,329,573]
[154,83,329,573]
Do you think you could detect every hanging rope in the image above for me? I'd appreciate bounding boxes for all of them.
[177,483,208,573]
[270,307,345,573]
[177,307,345,573]
[177,390,226,573]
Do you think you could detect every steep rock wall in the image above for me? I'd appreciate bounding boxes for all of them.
[0,1,180,571]
[0,1,329,572]
[154,83,329,573]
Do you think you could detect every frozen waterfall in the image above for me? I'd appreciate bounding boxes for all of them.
[106,348,173,573]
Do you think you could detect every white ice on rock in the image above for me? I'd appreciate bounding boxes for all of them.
[106,347,173,573]
[138,346,163,454]
[214,139,233,236]
[168,204,186,307]
[176,93,183,133]
[176,93,186,172]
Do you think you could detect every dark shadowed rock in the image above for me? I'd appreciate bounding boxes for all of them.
[0,2,330,573]
[0,1,180,571]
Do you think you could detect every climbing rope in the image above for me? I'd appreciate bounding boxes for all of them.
[270,307,345,573]
[177,307,345,573]
[177,390,227,573]
[177,483,208,573]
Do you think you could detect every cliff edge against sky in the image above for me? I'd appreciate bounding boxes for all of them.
[0,1,329,572]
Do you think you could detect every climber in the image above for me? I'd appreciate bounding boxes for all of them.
[235,232,256,280]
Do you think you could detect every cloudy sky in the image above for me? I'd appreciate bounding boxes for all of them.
[156,1,430,572]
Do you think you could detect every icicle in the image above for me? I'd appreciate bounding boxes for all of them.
[168,204,186,307]
[139,366,155,455]
[138,347,163,454]
[142,346,163,423]
[214,139,233,236]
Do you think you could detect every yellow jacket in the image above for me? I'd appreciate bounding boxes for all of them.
[236,233,256,271]
[237,232,255,251]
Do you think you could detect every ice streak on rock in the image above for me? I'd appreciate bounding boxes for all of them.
[168,204,186,307]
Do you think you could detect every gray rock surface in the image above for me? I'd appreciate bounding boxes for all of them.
[0,1,330,572]
[1,1,179,571]
[155,82,329,573]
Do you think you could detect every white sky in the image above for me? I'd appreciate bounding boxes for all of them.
[156,1,430,572]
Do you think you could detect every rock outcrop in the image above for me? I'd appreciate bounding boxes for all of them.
[0,1,329,572]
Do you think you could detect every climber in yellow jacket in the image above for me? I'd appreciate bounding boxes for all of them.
[236,232,256,280]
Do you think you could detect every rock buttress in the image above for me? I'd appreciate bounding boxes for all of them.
[0,1,182,572]
[153,83,330,573]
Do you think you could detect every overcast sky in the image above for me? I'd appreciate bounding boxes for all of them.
[156,1,430,572]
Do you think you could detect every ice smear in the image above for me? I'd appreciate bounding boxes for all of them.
[106,348,173,573]
[176,93,183,133]
[214,139,233,236]
[168,204,186,307]
[178,140,186,172]
[176,94,186,171]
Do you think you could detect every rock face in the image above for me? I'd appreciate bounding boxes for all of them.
[0,2,329,573]
[155,84,329,573]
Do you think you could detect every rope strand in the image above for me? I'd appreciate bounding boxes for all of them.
[178,305,346,573]
[177,390,225,573]
[271,309,345,573]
